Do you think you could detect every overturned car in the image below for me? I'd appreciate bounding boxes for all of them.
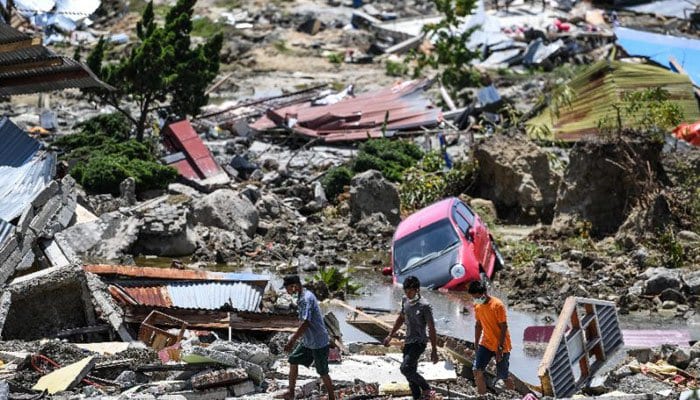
[383,197,503,290]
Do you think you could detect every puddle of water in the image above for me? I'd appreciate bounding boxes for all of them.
[332,271,554,385]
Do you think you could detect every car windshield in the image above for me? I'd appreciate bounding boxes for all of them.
[394,218,459,273]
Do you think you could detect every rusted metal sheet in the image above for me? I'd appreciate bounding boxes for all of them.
[537,297,624,398]
[122,286,174,308]
[84,265,269,288]
[162,120,223,181]
[251,79,442,142]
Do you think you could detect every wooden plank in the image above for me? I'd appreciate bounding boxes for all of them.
[33,356,96,394]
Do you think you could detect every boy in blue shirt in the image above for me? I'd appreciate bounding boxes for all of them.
[282,275,335,400]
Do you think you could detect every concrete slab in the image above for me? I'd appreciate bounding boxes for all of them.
[32,355,96,394]
[74,204,98,224]
[274,354,457,384]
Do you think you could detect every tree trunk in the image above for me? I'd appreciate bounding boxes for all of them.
[136,108,149,142]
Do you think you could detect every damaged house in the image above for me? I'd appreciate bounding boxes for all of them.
[0,22,109,281]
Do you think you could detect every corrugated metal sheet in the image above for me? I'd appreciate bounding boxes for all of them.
[623,0,700,20]
[0,117,41,167]
[0,152,54,222]
[615,27,700,86]
[168,282,263,311]
[119,282,264,312]
[0,23,33,45]
[84,265,269,287]
[251,79,442,142]
[121,286,173,308]
[0,57,111,96]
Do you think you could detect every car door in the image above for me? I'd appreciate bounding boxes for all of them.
[457,202,488,268]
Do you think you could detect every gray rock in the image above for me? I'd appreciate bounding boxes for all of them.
[191,189,258,237]
[349,170,400,226]
[678,230,700,243]
[474,136,559,224]
[659,288,686,304]
[120,177,137,205]
[690,341,700,360]
[313,181,328,206]
[547,261,574,276]
[54,211,139,262]
[168,183,202,199]
[642,267,682,296]
[684,271,700,296]
[241,185,261,204]
[667,347,691,369]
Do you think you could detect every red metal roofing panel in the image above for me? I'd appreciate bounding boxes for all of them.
[170,159,199,181]
[163,120,222,180]
[122,286,173,307]
[251,79,441,142]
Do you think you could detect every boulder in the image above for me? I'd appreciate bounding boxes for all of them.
[54,211,139,262]
[683,271,700,296]
[191,189,258,238]
[473,136,559,224]
[642,268,682,296]
[349,170,400,226]
[119,177,136,206]
[555,140,664,238]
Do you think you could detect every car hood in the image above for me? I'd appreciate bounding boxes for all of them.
[395,247,459,289]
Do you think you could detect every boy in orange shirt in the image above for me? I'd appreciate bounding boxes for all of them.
[468,280,514,394]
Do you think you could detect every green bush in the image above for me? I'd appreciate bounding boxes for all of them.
[400,151,477,211]
[71,154,178,195]
[385,59,408,77]
[310,266,361,295]
[352,138,423,182]
[54,114,178,195]
[322,166,353,202]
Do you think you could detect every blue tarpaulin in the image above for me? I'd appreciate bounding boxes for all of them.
[615,27,700,86]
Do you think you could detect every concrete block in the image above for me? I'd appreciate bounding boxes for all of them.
[56,199,77,228]
[0,236,18,265]
[16,206,34,237]
[16,250,35,271]
[29,197,61,235]
[230,380,255,397]
[19,230,35,256]
[0,248,22,284]
[31,181,59,209]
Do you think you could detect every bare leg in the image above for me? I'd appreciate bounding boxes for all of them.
[286,364,298,399]
[474,370,487,395]
[320,374,335,400]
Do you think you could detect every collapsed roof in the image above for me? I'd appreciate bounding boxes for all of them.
[526,60,700,141]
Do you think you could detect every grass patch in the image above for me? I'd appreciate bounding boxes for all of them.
[192,16,225,38]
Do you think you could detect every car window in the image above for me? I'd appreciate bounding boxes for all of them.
[456,203,475,225]
[393,218,459,272]
[453,209,470,234]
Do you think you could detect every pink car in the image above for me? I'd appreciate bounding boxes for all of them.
[383,197,503,290]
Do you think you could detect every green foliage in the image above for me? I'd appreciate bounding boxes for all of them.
[658,228,685,269]
[310,266,361,295]
[327,52,343,64]
[191,16,225,38]
[406,0,479,103]
[400,151,477,211]
[322,166,353,202]
[503,241,545,269]
[83,0,223,141]
[71,154,178,195]
[54,114,177,195]
[273,40,290,53]
[385,59,408,77]
[352,139,423,182]
[598,88,684,142]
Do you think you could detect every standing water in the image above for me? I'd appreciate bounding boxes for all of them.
[329,271,554,385]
